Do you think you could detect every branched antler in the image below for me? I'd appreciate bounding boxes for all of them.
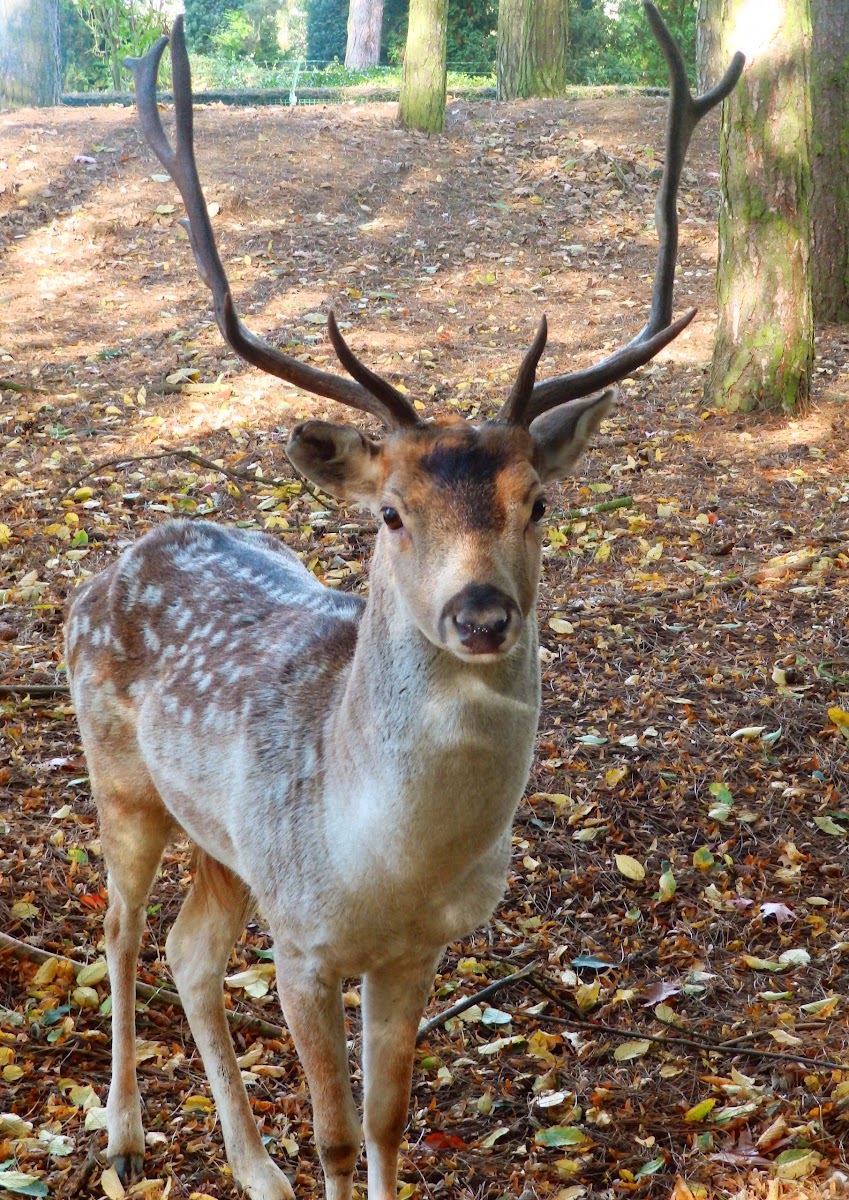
[498,0,745,427]
[125,20,420,430]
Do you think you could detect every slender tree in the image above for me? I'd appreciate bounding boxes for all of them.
[707,0,814,413]
[496,0,523,98]
[0,0,61,106]
[346,0,384,69]
[695,0,722,90]
[398,0,448,133]
[810,0,849,321]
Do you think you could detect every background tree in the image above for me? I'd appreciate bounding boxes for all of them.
[707,0,814,413]
[521,0,568,96]
[496,0,523,97]
[0,0,61,105]
[346,0,384,67]
[809,0,849,321]
[398,0,448,132]
[497,0,568,99]
[695,0,722,89]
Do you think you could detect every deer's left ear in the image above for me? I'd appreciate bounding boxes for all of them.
[529,388,615,483]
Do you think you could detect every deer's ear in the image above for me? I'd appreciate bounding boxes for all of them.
[529,388,615,483]
[287,421,384,501]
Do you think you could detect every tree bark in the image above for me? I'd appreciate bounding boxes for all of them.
[519,0,568,98]
[696,0,723,91]
[345,0,384,70]
[497,0,524,100]
[707,0,814,414]
[398,0,448,134]
[0,0,61,106]
[810,0,849,322]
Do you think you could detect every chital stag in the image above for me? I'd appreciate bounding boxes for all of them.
[66,9,742,1199]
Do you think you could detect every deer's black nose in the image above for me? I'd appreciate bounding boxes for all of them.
[440,584,520,655]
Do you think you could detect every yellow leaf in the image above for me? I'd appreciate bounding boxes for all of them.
[657,867,676,902]
[548,616,575,635]
[11,901,39,919]
[76,958,108,986]
[34,957,59,986]
[605,767,627,788]
[574,981,600,1011]
[3,1065,23,1082]
[828,707,849,741]
[182,1094,215,1113]
[527,1030,561,1063]
[100,1166,126,1200]
[0,523,12,546]
[613,1039,651,1062]
[614,854,646,882]
[594,541,611,563]
[684,1098,716,1122]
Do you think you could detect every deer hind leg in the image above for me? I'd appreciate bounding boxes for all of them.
[361,952,442,1200]
[96,778,174,1181]
[165,854,294,1200]
[273,952,361,1200]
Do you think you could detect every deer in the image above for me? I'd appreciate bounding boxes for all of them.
[65,8,742,1200]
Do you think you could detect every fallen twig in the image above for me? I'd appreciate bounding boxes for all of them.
[524,971,847,1074]
[416,962,538,1043]
[555,496,634,522]
[0,684,71,697]
[0,378,47,394]
[0,931,288,1041]
[64,448,333,508]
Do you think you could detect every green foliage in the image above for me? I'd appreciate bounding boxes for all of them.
[570,0,697,87]
[383,0,496,70]
[66,0,169,89]
[186,0,294,62]
[59,0,109,90]
[305,0,348,63]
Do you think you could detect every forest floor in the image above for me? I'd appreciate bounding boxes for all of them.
[1,91,849,1200]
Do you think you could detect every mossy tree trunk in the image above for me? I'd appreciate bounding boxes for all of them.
[519,0,568,98]
[398,0,448,133]
[0,0,61,106]
[810,0,849,322]
[497,0,524,99]
[696,0,723,91]
[707,0,814,414]
[346,0,384,70]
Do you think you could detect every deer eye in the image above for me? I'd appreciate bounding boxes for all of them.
[381,506,403,530]
[530,497,547,523]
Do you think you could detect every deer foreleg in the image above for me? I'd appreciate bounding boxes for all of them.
[361,952,442,1200]
[274,955,360,1200]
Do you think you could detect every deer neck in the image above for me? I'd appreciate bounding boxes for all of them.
[329,538,541,835]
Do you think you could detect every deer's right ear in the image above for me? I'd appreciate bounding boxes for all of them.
[287,420,384,501]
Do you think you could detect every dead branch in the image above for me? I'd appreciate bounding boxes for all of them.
[0,931,288,1042]
[0,684,71,697]
[416,962,538,1043]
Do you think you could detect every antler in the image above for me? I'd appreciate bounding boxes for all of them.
[125,17,420,430]
[498,0,745,427]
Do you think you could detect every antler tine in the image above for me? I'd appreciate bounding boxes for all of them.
[499,0,744,428]
[326,312,422,428]
[124,17,420,430]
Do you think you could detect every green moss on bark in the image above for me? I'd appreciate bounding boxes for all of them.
[398,0,448,133]
[707,0,813,414]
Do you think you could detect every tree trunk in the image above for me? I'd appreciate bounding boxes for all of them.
[707,0,814,414]
[0,0,61,106]
[810,0,849,322]
[696,0,723,91]
[398,0,448,134]
[519,0,568,98]
[497,0,524,100]
[346,0,384,70]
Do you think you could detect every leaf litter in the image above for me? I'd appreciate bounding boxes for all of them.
[1,94,849,1199]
